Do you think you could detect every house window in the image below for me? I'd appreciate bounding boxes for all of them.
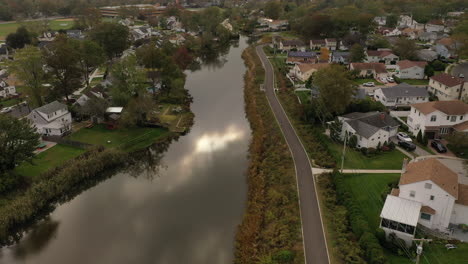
[440,127,450,134]
[420,213,431,221]
[410,191,416,198]
[430,195,435,201]
[450,116,456,122]
[447,116,450,120]
[425,183,432,189]
[461,116,464,121]
[430,115,436,122]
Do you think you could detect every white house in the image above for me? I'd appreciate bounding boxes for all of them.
[279,39,306,52]
[310,39,326,50]
[398,15,423,29]
[374,16,387,26]
[380,158,468,245]
[325,38,338,51]
[337,112,399,149]
[406,100,468,138]
[366,50,399,65]
[0,80,16,98]
[349,62,388,80]
[428,73,467,101]
[395,60,427,79]
[425,20,445,32]
[374,83,429,107]
[27,101,72,136]
[291,63,330,82]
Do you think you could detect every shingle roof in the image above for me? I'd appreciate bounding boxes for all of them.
[350,62,387,73]
[397,60,427,70]
[411,101,468,115]
[421,206,436,215]
[34,101,67,115]
[346,119,380,138]
[453,121,468,132]
[311,39,326,45]
[367,50,396,58]
[288,51,316,58]
[430,73,464,87]
[282,39,304,46]
[400,158,459,198]
[342,112,399,138]
[379,83,429,99]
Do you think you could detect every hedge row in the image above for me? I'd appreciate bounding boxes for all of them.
[234,47,303,264]
[333,172,387,264]
[0,147,127,245]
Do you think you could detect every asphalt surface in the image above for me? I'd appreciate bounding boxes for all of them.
[256,45,330,264]
[452,62,468,78]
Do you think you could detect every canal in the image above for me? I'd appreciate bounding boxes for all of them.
[0,37,250,264]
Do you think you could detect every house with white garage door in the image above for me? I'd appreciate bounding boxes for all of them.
[374,83,429,108]
[380,158,468,245]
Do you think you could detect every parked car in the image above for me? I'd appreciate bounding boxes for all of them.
[431,140,447,153]
[397,132,412,142]
[379,77,387,83]
[0,107,12,113]
[363,82,375,87]
[398,141,416,151]
[445,244,457,250]
[386,77,395,83]
[459,73,465,78]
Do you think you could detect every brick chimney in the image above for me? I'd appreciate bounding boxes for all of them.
[380,112,385,121]
[401,158,409,174]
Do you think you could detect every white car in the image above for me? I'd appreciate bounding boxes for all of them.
[379,77,387,83]
[397,132,412,142]
[386,77,395,83]
[363,82,375,87]
[0,107,12,114]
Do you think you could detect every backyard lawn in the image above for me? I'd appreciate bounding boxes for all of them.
[400,79,429,85]
[0,19,74,40]
[343,173,468,264]
[15,144,85,178]
[354,78,383,85]
[326,140,408,169]
[68,124,170,152]
[295,90,311,104]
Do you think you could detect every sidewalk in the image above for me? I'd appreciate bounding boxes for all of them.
[313,168,402,175]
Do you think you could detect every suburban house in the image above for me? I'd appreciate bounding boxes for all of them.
[286,51,317,64]
[378,27,402,37]
[401,28,422,39]
[330,51,350,64]
[279,39,305,52]
[325,38,338,51]
[428,73,467,101]
[416,49,438,62]
[75,87,108,107]
[396,60,427,79]
[0,43,11,61]
[374,16,387,26]
[66,30,84,40]
[435,38,458,58]
[374,83,429,107]
[27,101,72,136]
[0,79,16,98]
[380,158,468,245]
[337,111,399,149]
[425,19,445,32]
[349,62,388,79]
[131,26,152,40]
[406,100,468,138]
[38,31,58,42]
[310,39,326,50]
[366,50,399,65]
[418,31,439,43]
[398,15,423,29]
[291,63,330,82]
[258,18,289,31]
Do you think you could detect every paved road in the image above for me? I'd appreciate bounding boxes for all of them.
[256,45,330,264]
[452,62,468,78]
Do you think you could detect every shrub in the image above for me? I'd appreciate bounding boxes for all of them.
[388,141,396,150]
[416,130,423,144]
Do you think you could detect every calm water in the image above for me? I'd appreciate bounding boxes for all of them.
[0,37,250,264]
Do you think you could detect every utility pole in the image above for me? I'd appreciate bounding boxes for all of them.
[340,134,347,173]
[413,238,432,264]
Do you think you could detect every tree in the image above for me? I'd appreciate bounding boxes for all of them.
[74,7,102,30]
[416,130,423,144]
[424,65,435,78]
[75,40,105,88]
[350,44,366,62]
[264,1,282,20]
[393,38,418,60]
[446,132,468,151]
[319,47,330,62]
[314,64,357,117]
[79,96,109,121]
[386,14,398,28]
[0,115,40,172]
[173,47,194,70]
[6,26,33,49]
[7,46,48,107]
[367,34,390,50]
[43,35,83,101]
[109,55,147,106]
[120,94,156,127]
[88,22,129,60]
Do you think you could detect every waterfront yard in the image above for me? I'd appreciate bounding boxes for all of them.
[326,139,407,170]
[15,144,85,178]
[68,124,170,151]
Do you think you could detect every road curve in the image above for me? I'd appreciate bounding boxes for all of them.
[255,45,330,264]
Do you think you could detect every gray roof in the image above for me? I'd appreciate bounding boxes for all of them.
[35,101,67,115]
[379,83,429,99]
[288,51,316,58]
[342,111,399,138]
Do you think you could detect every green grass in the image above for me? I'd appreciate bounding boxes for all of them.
[399,79,429,85]
[0,98,21,107]
[326,139,407,169]
[15,144,85,178]
[343,173,400,229]
[67,124,170,152]
[0,19,74,40]
[400,116,408,122]
[354,78,383,85]
[295,91,311,104]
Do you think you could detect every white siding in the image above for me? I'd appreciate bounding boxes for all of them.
[450,204,468,225]
[398,66,425,79]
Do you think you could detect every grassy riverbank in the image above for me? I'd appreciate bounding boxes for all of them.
[235,47,303,264]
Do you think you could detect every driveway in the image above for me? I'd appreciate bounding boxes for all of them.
[256,45,330,264]
[452,62,468,78]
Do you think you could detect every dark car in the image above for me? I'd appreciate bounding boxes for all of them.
[431,140,447,153]
[398,141,416,151]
